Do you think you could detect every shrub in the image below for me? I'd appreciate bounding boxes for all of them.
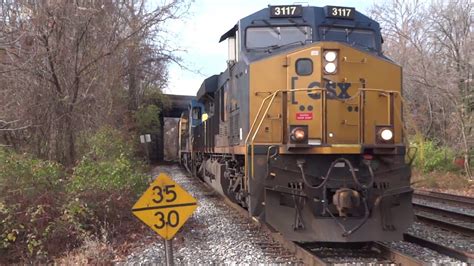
[0,127,149,263]
[0,148,73,262]
[411,138,457,173]
[77,126,135,162]
[71,127,148,195]
[135,104,162,134]
[68,127,148,237]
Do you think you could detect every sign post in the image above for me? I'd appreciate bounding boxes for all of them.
[164,239,173,266]
[132,173,197,265]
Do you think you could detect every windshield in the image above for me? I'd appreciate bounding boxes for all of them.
[246,26,312,50]
[319,27,376,50]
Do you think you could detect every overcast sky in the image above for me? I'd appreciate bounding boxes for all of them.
[163,0,375,96]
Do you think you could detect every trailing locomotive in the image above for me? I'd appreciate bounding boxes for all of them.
[178,5,414,242]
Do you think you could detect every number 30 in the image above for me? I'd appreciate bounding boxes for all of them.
[154,210,180,229]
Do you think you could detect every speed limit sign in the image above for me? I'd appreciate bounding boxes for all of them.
[132,173,197,240]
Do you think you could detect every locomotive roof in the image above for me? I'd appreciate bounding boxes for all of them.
[196,75,219,100]
[219,5,382,57]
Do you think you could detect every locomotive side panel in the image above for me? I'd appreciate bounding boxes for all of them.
[248,55,286,143]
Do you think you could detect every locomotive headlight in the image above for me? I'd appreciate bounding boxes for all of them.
[291,127,306,142]
[324,63,337,73]
[324,51,337,62]
[380,129,393,141]
[323,50,338,74]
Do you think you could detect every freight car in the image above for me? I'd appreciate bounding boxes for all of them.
[178,5,414,242]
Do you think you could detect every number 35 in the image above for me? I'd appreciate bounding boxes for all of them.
[153,184,177,204]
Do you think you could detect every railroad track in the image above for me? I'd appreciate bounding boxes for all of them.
[413,202,474,236]
[299,241,424,265]
[414,189,474,208]
[413,189,474,236]
[404,233,474,264]
[411,190,474,264]
[413,202,473,222]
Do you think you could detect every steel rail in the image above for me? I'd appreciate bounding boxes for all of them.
[372,242,426,265]
[403,233,474,264]
[414,190,474,208]
[415,213,474,237]
[413,202,474,222]
[299,241,425,265]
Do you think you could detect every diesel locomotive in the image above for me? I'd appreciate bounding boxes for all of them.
[178,5,414,242]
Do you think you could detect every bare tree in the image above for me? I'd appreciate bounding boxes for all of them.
[0,0,189,165]
[370,0,473,177]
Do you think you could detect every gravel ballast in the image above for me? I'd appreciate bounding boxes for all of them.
[126,165,301,264]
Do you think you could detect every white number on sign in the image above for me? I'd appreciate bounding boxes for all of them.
[331,7,352,17]
[274,6,297,16]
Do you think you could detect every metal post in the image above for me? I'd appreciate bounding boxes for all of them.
[145,142,150,164]
[164,239,174,266]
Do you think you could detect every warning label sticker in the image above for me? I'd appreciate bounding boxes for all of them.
[296,112,313,120]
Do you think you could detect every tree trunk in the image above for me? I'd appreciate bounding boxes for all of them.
[65,113,76,166]
[128,47,139,111]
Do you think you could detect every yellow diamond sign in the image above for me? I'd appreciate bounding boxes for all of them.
[132,173,197,240]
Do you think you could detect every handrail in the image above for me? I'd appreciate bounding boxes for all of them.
[245,88,326,179]
[244,87,404,181]
[250,92,279,179]
[243,91,276,188]
[244,91,277,145]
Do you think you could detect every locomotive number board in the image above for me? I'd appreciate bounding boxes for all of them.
[326,6,355,19]
[270,5,303,18]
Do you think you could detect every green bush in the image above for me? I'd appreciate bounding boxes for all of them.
[0,127,149,263]
[71,127,148,194]
[68,127,148,237]
[0,148,72,262]
[77,126,135,162]
[411,138,457,173]
[135,104,162,134]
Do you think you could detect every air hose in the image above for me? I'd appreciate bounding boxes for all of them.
[296,157,375,237]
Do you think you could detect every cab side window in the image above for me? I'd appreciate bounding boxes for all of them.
[192,107,201,120]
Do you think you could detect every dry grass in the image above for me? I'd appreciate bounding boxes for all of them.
[57,238,115,265]
[54,220,157,264]
[412,170,474,196]
[55,226,115,265]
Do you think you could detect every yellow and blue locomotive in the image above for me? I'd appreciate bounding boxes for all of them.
[179,5,413,242]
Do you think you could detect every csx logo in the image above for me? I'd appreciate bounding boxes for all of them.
[290,77,352,104]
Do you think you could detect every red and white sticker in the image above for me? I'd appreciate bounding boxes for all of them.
[296,112,313,120]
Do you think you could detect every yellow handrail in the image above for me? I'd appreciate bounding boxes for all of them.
[244,87,405,182]
[245,88,326,179]
[243,91,276,189]
[250,92,279,179]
